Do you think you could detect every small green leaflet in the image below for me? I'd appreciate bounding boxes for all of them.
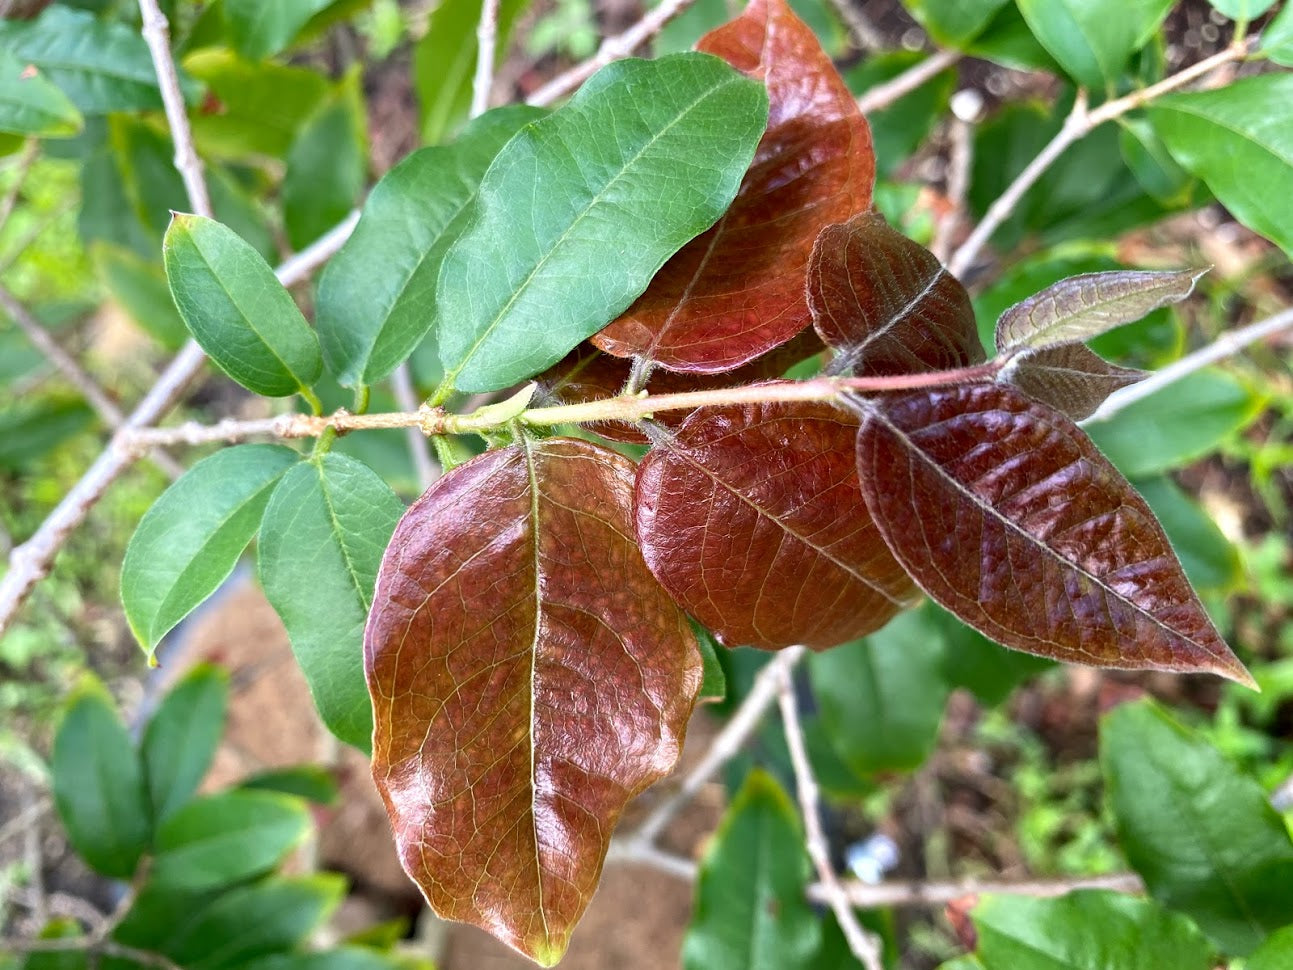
[141,664,231,825]
[1015,0,1173,89]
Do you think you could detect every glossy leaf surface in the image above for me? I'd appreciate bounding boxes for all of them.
[995,269,1200,353]
[141,664,230,824]
[317,105,544,386]
[967,890,1213,970]
[900,0,1009,45]
[1002,342,1144,421]
[682,770,820,970]
[1102,699,1293,955]
[121,444,299,656]
[856,383,1252,684]
[592,0,874,373]
[259,454,404,752]
[637,398,915,650]
[224,0,333,60]
[366,437,701,964]
[0,51,81,138]
[164,215,322,397]
[1015,0,1172,89]
[808,212,983,376]
[435,54,767,393]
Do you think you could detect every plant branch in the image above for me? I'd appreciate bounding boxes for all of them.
[857,49,961,116]
[1,936,183,970]
[808,872,1146,909]
[824,0,884,53]
[777,666,885,970]
[948,37,1256,278]
[471,0,502,117]
[526,0,703,106]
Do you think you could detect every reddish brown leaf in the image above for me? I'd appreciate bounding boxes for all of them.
[365,437,702,965]
[855,384,1253,685]
[1002,342,1145,421]
[635,396,917,651]
[808,211,984,376]
[590,0,874,373]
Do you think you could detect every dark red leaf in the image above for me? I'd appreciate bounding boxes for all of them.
[808,211,984,375]
[365,438,702,965]
[1002,342,1145,421]
[591,0,874,373]
[636,396,916,650]
[855,383,1253,685]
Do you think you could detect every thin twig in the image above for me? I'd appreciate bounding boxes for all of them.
[948,38,1255,278]
[777,666,885,970]
[0,937,183,970]
[527,0,703,106]
[931,114,973,264]
[824,0,884,52]
[19,783,46,928]
[0,138,39,235]
[809,872,1146,909]
[471,0,502,118]
[857,49,962,116]
[391,363,438,490]
[1083,305,1293,424]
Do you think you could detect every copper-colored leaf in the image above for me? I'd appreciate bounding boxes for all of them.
[855,383,1253,685]
[1002,342,1146,421]
[365,437,702,965]
[808,211,984,376]
[537,331,825,443]
[636,396,916,651]
[590,0,874,373]
[994,268,1204,353]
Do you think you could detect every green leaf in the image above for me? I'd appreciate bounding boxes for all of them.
[1247,926,1293,970]
[0,51,82,138]
[969,890,1214,969]
[92,243,189,350]
[258,454,404,751]
[51,676,151,879]
[317,104,544,386]
[808,609,949,775]
[1206,0,1276,19]
[1118,116,1194,206]
[900,0,1009,46]
[1133,476,1242,594]
[1261,2,1293,66]
[0,398,93,471]
[413,0,533,144]
[242,950,402,970]
[1102,699,1293,955]
[682,769,820,970]
[283,69,367,250]
[121,444,300,655]
[0,6,198,115]
[164,215,323,397]
[224,0,335,59]
[689,620,728,703]
[931,603,1052,707]
[435,53,768,393]
[1015,0,1173,89]
[151,791,311,892]
[239,765,340,805]
[1151,74,1293,260]
[141,664,230,824]
[1084,368,1265,477]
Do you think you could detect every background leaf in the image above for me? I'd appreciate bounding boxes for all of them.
[1261,2,1293,65]
[435,53,768,392]
[846,51,956,175]
[223,0,334,60]
[0,51,81,138]
[92,243,189,350]
[1134,476,1242,594]
[366,437,701,965]
[1247,926,1293,970]
[899,0,1009,46]
[1102,698,1293,955]
[283,68,367,250]
[259,454,404,751]
[141,664,230,825]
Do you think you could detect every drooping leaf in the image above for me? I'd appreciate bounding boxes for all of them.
[151,791,311,892]
[1015,0,1173,89]
[0,6,197,114]
[1083,368,1264,477]
[365,437,701,965]
[846,50,956,175]
[682,769,820,970]
[899,0,1010,46]
[223,0,334,60]
[592,0,873,374]
[637,398,916,651]
[994,269,1202,353]
[1102,698,1293,955]
[0,51,81,138]
[808,212,983,376]
[51,676,151,879]
[92,243,188,349]
[141,664,230,824]
[317,104,544,387]
[1134,476,1242,594]
[435,53,767,393]
[1151,74,1293,260]
[259,454,404,752]
[1002,342,1145,421]
[966,890,1214,969]
[164,215,322,397]
[283,69,367,250]
[121,444,299,656]
[809,608,950,775]
[855,383,1253,685]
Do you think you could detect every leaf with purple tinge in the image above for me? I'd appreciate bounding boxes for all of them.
[592,0,874,373]
[994,268,1204,353]
[808,211,984,376]
[365,437,701,966]
[636,396,917,651]
[1001,342,1145,421]
[855,383,1253,685]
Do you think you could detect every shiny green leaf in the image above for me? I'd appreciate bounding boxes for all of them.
[141,665,230,824]
[1015,0,1173,89]
[900,0,1009,46]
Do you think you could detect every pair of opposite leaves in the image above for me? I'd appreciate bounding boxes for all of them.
[363,0,1249,963]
